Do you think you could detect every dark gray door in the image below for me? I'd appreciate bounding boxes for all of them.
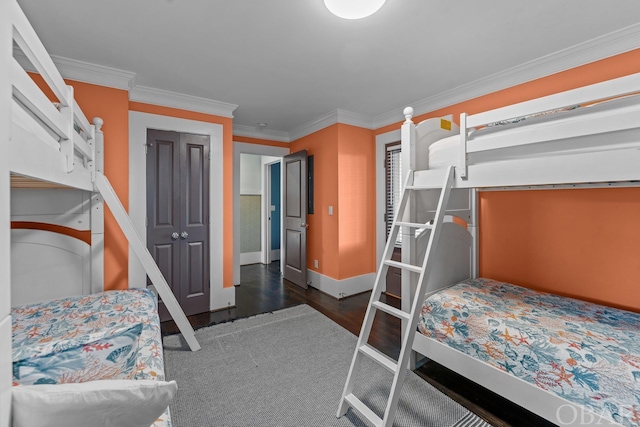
[283,150,308,288]
[147,129,210,320]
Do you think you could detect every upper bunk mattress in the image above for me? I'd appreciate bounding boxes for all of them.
[426,93,640,170]
[418,278,640,426]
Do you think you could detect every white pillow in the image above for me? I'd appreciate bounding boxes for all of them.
[12,379,178,427]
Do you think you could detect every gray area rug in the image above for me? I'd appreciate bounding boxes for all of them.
[163,304,491,427]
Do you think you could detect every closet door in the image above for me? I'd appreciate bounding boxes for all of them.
[147,129,210,320]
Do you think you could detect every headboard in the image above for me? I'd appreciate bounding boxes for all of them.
[11,228,90,307]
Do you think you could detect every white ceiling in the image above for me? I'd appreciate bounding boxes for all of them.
[17,0,640,138]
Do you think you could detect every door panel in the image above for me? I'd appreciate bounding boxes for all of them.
[147,129,210,320]
[283,150,308,288]
[180,134,209,314]
[285,230,302,270]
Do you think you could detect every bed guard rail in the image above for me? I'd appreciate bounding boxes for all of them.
[459,72,640,179]
[10,0,95,174]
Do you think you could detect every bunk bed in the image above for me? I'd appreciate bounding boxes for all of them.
[400,73,640,427]
[2,1,200,426]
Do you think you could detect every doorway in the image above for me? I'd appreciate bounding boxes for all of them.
[233,142,290,285]
[265,160,281,264]
[146,129,210,320]
[238,154,282,266]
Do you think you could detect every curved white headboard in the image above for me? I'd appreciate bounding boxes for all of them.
[11,229,90,307]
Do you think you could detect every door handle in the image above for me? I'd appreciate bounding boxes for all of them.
[180,231,189,239]
[171,232,179,240]
[300,223,308,228]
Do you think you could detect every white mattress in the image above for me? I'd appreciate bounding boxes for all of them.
[426,93,640,170]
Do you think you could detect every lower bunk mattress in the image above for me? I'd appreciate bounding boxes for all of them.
[11,288,172,427]
[418,278,640,426]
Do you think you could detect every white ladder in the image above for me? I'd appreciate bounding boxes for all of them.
[337,166,455,427]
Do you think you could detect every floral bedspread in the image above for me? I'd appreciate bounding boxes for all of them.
[418,278,640,427]
[12,289,172,427]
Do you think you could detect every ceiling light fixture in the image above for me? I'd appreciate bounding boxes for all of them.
[324,0,385,19]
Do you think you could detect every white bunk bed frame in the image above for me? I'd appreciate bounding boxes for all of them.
[339,72,640,427]
[1,2,200,425]
[400,73,640,426]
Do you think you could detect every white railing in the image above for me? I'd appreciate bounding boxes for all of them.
[10,0,95,174]
[458,73,640,179]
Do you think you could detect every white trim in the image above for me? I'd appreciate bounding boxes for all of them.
[270,249,281,261]
[13,50,135,90]
[12,21,639,142]
[261,158,281,265]
[289,109,374,141]
[233,142,289,285]
[373,23,640,130]
[240,251,262,266]
[128,111,229,311]
[130,85,238,118]
[375,128,401,272]
[233,124,290,143]
[307,270,375,299]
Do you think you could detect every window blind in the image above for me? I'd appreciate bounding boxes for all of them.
[385,143,402,245]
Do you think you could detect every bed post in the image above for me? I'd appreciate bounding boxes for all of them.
[400,108,417,342]
[91,117,105,293]
[0,2,12,425]
[469,188,479,278]
[459,113,468,180]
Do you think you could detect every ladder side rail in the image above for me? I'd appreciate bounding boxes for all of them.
[337,171,415,418]
[94,173,201,352]
[400,107,418,332]
[382,166,456,426]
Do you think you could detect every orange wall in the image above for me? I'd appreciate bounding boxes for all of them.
[290,124,376,280]
[336,124,376,279]
[480,189,640,311]
[376,48,640,311]
[290,125,340,278]
[233,135,290,149]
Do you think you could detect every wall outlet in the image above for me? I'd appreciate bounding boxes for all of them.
[314,259,319,268]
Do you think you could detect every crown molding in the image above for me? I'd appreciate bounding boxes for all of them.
[13,49,136,91]
[289,109,374,142]
[129,85,238,118]
[232,124,290,143]
[15,49,238,118]
[373,22,640,129]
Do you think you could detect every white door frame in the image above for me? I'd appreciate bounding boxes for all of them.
[262,159,282,265]
[129,111,232,311]
[233,142,289,285]
[375,128,401,269]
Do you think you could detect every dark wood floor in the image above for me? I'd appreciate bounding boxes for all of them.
[161,262,557,427]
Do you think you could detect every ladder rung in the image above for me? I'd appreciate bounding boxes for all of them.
[344,393,383,427]
[395,221,433,230]
[384,259,423,274]
[359,344,398,373]
[405,185,438,190]
[372,301,411,321]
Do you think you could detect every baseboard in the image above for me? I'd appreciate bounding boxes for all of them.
[240,251,261,265]
[307,270,375,299]
[210,284,235,312]
[270,249,280,261]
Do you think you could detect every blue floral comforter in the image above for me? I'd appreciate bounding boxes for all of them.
[12,289,171,427]
[418,278,640,426]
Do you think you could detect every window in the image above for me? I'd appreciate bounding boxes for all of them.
[385,142,402,245]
